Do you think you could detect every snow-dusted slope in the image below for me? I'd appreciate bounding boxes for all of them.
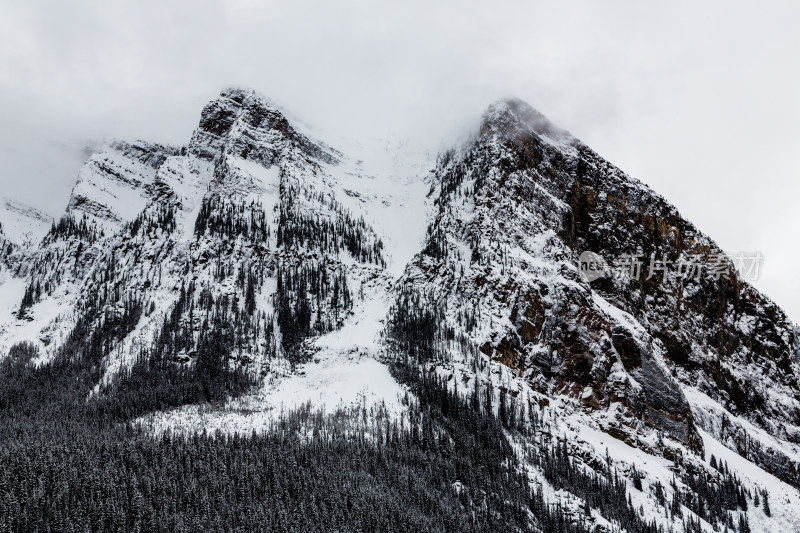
[0,87,431,394]
[67,140,180,230]
[0,197,51,248]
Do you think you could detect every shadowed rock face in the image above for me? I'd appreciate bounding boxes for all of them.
[506,103,800,481]
[397,98,800,480]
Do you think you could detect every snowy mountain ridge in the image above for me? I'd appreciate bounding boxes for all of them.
[1,87,799,532]
[0,196,52,248]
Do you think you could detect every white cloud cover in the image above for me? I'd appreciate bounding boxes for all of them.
[0,0,798,321]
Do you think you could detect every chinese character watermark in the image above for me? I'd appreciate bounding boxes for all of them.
[578,251,763,284]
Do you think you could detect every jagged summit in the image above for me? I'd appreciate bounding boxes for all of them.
[480,97,574,145]
[188,87,338,165]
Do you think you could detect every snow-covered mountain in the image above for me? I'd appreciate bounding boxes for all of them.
[1,87,799,532]
[394,98,800,481]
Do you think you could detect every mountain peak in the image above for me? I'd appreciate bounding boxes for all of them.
[218,86,268,102]
[0,196,53,247]
[189,87,337,165]
[481,97,573,144]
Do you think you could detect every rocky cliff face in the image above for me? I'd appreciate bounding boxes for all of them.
[390,98,800,485]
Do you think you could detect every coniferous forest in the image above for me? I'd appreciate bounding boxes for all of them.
[0,326,759,533]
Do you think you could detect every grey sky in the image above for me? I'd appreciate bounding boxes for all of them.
[1,0,798,322]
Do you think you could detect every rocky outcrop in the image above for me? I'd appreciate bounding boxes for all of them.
[66,141,180,228]
[189,87,338,166]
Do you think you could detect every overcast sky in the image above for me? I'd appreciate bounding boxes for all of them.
[1,0,798,322]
